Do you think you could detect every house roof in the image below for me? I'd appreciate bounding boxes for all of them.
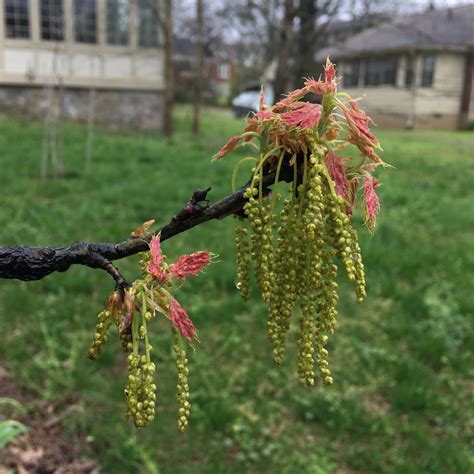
[317,4,474,60]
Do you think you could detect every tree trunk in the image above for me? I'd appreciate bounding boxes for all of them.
[192,0,204,134]
[163,0,174,137]
[274,0,294,101]
[294,0,317,87]
[85,88,96,173]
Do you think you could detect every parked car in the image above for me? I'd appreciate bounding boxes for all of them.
[231,83,274,118]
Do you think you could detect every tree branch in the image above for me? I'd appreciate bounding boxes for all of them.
[0,162,294,283]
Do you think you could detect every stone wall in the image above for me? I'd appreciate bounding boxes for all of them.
[370,113,459,130]
[0,85,164,132]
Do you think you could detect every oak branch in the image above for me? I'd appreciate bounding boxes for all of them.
[0,163,294,287]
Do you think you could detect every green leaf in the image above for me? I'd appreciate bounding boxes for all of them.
[0,420,28,449]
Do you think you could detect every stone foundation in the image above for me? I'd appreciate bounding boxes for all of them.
[370,113,460,130]
[0,85,164,132]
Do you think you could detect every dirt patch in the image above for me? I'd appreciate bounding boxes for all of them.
[0,366,99,473]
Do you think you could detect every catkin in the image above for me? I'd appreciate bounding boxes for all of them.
[235,147,367,384]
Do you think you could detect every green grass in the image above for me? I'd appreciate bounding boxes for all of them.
[0,107,473,473]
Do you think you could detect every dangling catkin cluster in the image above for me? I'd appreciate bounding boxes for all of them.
[234,219,250,301]
[123,291,157,428]
[87,234,213,431]
[215,58,386,387]
[87,309,113,360]
[172,328,191,432]
[242,151,367,386]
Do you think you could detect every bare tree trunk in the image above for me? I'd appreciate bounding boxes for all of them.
[41,85,53,179]
[163,0,174,137]
[274,0,294,101]
[192,0,204,134]
[294,0,317,87]
[56,79,65,178]
[50,104,59,178]
[85,88,96,173]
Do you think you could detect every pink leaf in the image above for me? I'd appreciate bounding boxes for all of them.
[363,175,380,231]
[344,100,378,145]
[259,86,269,110]
[305,78,337,95]
[255,110,273,120]
[324,57,337,83]
[170,297,196,341]
[280,102,322,129]
[214,134,244,160]
[325,152,349,200]
[169,251,211,281]
[147,235,170,284]
[274,87,308,109]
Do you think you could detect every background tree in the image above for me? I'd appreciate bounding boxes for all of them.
[163,0,175,137]
[293,0,342,87]
[192,0,204,134]
[273,0,295,101]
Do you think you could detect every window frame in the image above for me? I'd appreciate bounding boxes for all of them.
[74,0,98,44]
[137,0,159,48]
[421,54,436,88]
[107,0,130,46]
[364,56,398,87]
[404,55,415,88]
[343,59,361,88]
[4,0,30,39]
[40,0,65,42]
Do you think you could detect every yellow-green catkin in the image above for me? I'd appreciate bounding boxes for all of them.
[234,219,250,301]
[173,329,191,432]
[266,193,292,351]
[314,244,338,386]
[87,310,113,360]
[124,298,156,428]
[348,227,366,302]
[319,166,366,302]
[243,172,275,303]
[297,295,316,386]
[268,186,302,365]
[239,141,368,385]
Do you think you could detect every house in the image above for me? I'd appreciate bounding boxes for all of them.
[318,4,474,129]
[173,36,237,104]
[0,0,164,130]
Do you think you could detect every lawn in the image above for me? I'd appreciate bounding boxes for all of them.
[0,107,473,473]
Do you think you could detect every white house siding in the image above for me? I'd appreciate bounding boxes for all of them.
[339,52,465,130]
[0,0,165,130]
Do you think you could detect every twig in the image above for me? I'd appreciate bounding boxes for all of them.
[0,162,294,284]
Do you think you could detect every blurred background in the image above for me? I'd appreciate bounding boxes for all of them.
[0,1,473,473]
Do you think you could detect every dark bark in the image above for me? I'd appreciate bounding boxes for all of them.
[163,0,174,137]
[0,162,294,284]
[192,0,204,134]
[293,0,342,87]
[274,0,294,101]
[294,0,317,88]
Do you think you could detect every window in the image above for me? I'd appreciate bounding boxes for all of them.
[41,0,64,41]
[4,0,29,39]
[343,60,360,87]
[74,0,97,43]
[364,56,398,86]
[421,54,435,87]
[405,55,415,88]
[138,0,158,48]
[219,63,230,79]
[107,0,129,45]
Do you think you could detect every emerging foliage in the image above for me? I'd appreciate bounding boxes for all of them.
[88,235,213,430]
[219,58,386,386]
[87,58,386,431]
